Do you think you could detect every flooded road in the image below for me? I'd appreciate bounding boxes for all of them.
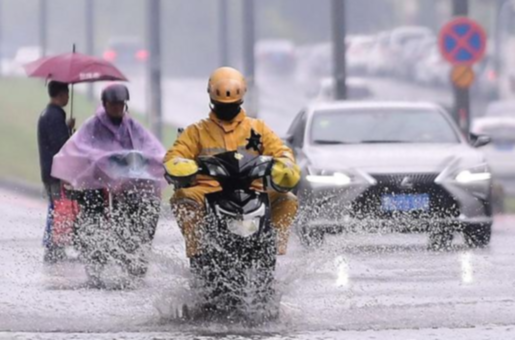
[0,189,514,339]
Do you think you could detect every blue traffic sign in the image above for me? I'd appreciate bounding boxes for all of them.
[438,17,487,66]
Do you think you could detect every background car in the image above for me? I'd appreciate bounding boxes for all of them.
[0,43,18,76]
[414,45,451,87]
[3,46,43,77]
[102,37,148,75]
[472,54,499,101]
[389,26,434,78]
[255,39,296,77]
[295,42,332,90]
[472,100,515,196]
[286,101,493,249]
[307,77,374,102]
[367,31,392,76]
[398,36,436,82]
[346,35,376,76]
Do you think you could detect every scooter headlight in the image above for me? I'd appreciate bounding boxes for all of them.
[205,163,228,177]
[248,156,273,178]
[227,218,261,237]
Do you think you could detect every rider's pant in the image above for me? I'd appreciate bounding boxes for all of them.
[170,185,298,258]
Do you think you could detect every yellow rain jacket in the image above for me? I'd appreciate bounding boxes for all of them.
[164,109,300,257]
[164,110,296,186]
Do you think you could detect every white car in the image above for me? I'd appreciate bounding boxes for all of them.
[309,77,373,102]
[346,35,376,75]
[287,101,494,249]
[414,45,451,87]
[472,101,515,193]
[4,46,43,77]
[367,31,392,76]
[389,26,434,77]
[255,39,296,77]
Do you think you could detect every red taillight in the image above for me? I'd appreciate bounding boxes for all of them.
[488,69,497,82]
[103,50,117,61]
[136,49,149,62]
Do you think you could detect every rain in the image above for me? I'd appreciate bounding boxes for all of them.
[0,0,514,339]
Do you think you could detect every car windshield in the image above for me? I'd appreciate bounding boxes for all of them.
[398,34,425,46]
[393,30,429,46]
[311,108,460,144]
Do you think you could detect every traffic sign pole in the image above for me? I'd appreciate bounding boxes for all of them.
[439,1,488,135]
[454,83,470,133]
[451,65,475,89]
[453,0,469,18]
[454,0,470,134]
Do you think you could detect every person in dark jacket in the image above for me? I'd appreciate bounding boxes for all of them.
[37,81,75,263]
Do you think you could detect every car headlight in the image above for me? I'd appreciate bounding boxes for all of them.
[227,218,261,237]
[306,171,352,186]
[455,165,491,184]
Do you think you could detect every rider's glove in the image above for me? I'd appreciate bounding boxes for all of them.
[164,157,198,177]
[271,157,301,192]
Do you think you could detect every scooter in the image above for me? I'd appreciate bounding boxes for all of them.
[71,150,161,286]
[167,151,279,323]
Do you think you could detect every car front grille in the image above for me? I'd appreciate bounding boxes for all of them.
[351,173,460,219]
[371,173,439,185]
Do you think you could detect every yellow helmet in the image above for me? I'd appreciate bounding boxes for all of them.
[207,67,247,104]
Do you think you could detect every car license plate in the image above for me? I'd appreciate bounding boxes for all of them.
[381,194,430,212]
[494,143,514,151]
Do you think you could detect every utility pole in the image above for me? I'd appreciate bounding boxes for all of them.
[40,0,47,57]
[495,0,512,99]
[452,0,470,132]
[0,0,3,77]
[85,0,95,100]
[219,0,229,66]
[332,0,347,100]
[147,0,163,141]
[494,0,505,76]
[242,0,258,117]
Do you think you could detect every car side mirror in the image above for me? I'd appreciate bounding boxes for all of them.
[282,134,294,146]
[470,133,491,148]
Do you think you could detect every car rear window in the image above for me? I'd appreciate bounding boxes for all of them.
[480,125,515,142]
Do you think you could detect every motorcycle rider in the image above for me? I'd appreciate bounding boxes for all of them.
[164,67,301,259]
[51,84,165,273]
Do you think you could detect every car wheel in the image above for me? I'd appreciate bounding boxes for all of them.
[463,223,491,248]
[492,183,505,215]
[298,226,325,248]
[428,225,454,251]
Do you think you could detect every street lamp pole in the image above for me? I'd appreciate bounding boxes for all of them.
[147,0,163,141]
[332,0,347,100]
[40,0,47,57]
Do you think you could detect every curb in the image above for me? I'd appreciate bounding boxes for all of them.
[0,178,43,199]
